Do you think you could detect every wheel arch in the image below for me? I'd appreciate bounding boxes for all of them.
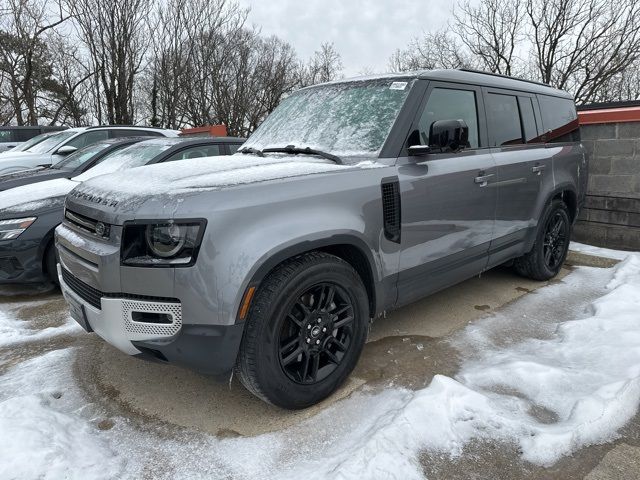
[242,235,381,320]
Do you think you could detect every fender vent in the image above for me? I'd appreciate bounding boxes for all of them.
[381,178,401,243]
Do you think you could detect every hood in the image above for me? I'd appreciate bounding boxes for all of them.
[0,177,76,216]
[0,151,44,161]
[71,154,380,206]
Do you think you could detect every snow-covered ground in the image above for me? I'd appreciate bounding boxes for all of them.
[1,246,639,479]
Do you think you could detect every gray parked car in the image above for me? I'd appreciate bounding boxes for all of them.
[56,69,587,409]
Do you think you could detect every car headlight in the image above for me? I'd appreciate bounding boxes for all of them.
[121,220,206,267]
[0,217,36,240]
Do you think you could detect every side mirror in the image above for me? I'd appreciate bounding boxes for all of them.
[429,119,469,152]
[56,145,77,156]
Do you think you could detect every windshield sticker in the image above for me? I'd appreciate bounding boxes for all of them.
[389,82,408,90]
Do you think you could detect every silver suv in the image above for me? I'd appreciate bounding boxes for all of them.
[0,126,179,173]
[56,70,587,409]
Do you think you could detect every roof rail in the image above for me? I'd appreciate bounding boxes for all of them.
[85,125,169,130]
[456,68,553,89]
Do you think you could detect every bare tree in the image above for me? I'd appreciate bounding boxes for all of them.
[389,29,474,72]
[391,0,640,103]
[526,0,640,104]
[0,0,70,124]
[68,0,152,124]
[453,0,524,75]
[300,42,344,86]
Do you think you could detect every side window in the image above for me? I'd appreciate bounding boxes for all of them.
[486,93,523,146]
[418,88,479,148]
[66,130,109,149]
[228,144,242,154]
[538,95,580,142]
[162,144,222,162]
[518,97,540,143]
[111,129,164,138]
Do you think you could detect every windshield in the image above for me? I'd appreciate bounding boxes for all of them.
[242,79,414,157]
[73,142,172,182]
[11,132,52,152]
[27,130,77,154]
[52,142,112,170]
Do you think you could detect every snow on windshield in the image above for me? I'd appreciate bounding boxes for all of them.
[0,178,75,212]
[242,79,414,156]
[26,130,77,154]
[72,142,172,182]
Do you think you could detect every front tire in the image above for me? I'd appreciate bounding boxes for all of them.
[514,199,571,281]
[235,251,369,409]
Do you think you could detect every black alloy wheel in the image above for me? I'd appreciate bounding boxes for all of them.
[278,283,354,385]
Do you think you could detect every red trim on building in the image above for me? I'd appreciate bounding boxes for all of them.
[578,107,640,125]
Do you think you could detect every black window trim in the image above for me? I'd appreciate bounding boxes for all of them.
[482,86,547,149]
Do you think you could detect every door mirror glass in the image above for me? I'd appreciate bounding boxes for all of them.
[429,119,469,152]
[55,145,78,156]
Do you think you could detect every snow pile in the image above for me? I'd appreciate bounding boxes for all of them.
[2,251,640,479]
[0,349,123,480]
[570,241,631,261]
[0,307,79,347]
[0,177,75,212]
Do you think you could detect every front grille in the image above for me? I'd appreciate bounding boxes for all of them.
[61,267,180,311]
[65,209,111,239]
[62,267,102,309]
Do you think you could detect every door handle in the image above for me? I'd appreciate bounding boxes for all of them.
[474,173,494,187]
[532,164,546,175]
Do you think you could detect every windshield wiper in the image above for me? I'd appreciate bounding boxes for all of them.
[262,145,343,165]
[238,147,264,157]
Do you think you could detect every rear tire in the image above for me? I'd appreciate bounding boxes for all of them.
[514,199,571,281]
[235,251,369,409]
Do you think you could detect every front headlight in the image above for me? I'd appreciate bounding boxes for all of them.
[121,220,205,267]
[0,217,36,240]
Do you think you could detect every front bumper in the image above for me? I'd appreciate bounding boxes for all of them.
[59,264,244,375]
[0,238,46,283]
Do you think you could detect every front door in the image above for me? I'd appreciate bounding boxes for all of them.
[396,82,497,306]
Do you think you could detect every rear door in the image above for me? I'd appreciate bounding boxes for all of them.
[483,88,551,267]
[396,81,497,306]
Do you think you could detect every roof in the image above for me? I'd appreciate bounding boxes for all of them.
[315,69,573,99]
[0,125,67,131]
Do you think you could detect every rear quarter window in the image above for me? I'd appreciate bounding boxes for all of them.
[539,95,580,143]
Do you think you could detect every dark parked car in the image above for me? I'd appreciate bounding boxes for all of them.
[0,136,245,284]
[0,126,67,153]
[0,137,147,192]
[56,69,586,409]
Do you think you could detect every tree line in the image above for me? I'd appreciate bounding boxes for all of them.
[0,0,343,136]
[1,0,639,134]
[390,0,640,105]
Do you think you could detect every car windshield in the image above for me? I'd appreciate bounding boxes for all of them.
[26,130,77,154]
[10,132,52,152]
[242,78,414,157]
[51,142,113,170]
[73,142,173,182]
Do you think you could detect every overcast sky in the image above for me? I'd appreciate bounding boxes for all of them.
[240,0,454,76]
